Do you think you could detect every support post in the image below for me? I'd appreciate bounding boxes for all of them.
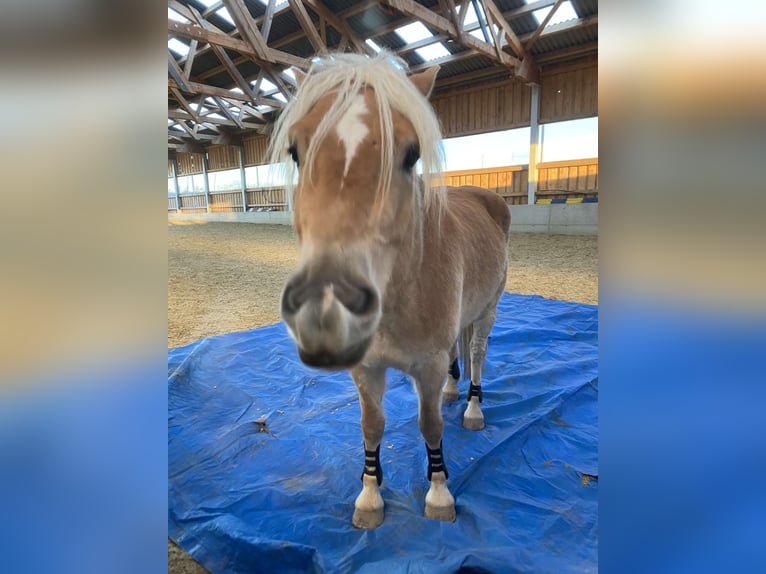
[238,146,248,212]
[286,168,294,213]
[171,158,182,212]
[528,84,540,206]
[202,151,211,213]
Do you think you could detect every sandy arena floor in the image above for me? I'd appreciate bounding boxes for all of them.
[168,221,598,573]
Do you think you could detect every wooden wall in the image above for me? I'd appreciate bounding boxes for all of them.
[539,54,597,124]
[443,166,529,205]
[206,145,240,171]
[431,79,531,138]
[536,158,598,200]
[442,157,598,205]
[244,135,269,166]
[176,152,204,175]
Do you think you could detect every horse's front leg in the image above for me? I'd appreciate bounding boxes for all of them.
[412,352,456,522]
[349,365,387,529]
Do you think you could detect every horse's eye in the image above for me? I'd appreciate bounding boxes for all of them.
[403,144,420,171]
[288,144,299,166]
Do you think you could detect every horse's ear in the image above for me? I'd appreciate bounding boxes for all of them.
[293,68,307,88]
[409,66,440,98]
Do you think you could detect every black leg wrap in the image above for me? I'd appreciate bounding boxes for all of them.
[468,381,483,403]
[448,358,460,380]
[425,441,449,481]
[360,444,383,486]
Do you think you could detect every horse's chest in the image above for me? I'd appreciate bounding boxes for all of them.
[361,331,418,372]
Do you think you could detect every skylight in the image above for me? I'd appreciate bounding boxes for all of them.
[230,87,244,94]
[282,68,296,81]
[394,21,433,44]
[532,1,578,28]
[256,79,277,93]
[207,113,226,120]
[256,0,288,6]
[168,38,190,57]
[197,0,220,7]
[463,2,486,27]
[168,8,189,23]
[272,93,288,103]
[365,39,383,54]
[168,119,175,125]
[215,7,235,26]
[416,43,450,62]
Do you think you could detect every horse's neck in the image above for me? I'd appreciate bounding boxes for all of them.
[388,181,430,302]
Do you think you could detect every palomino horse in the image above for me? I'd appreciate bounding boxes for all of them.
[270,53,510,529]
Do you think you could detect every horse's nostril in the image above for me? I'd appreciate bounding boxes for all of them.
[348,286,377,316]
[281,282,301,316]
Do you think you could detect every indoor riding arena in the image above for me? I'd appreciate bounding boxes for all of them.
[168,1,598,573]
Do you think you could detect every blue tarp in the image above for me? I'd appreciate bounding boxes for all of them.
[169,293,598,574]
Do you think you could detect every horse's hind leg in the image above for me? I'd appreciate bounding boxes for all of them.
[463,310,496,431]
[350,366,387,529]
[412,352,456,522]
[442,343,460,403]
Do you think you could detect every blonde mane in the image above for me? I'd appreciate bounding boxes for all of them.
[268,52,446,215]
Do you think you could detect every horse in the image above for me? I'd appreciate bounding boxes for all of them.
[270,53,510,529]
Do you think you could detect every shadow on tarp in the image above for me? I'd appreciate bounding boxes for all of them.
[169,293,598,574]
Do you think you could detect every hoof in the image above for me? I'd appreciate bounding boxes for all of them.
[352,506,384,529]
[425,502,456,522]
[463,415,485,431]
[443,389,459,403]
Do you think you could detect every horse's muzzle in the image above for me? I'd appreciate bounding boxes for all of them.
[280,261,381,369]
[297,335,373,370]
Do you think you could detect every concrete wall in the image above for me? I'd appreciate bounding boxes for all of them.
[168,211,293,225]
[509,204,598,235]
[169,204,598,235]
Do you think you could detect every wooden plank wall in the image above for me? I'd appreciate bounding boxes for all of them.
[178,194,207,212]
[443,157,598,205]
[536,158,598,200]
[443,166,529,205]
[431,79,531,137]
[244,135,270,166]
[246,188,288,211]
[206,145,240,171]
[176,153,204,175]
[539,54,597,124]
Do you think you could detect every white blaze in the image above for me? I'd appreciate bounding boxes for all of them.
[336,95,369,179]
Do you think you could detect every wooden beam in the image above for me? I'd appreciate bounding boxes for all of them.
[261,0,277,41]
[525,0,563,51]
[168,21,308,69]
[213,96,245,129]
[302,0,375,55]
[168,52,190,93]
[221,0,273,61]
[170,87,200,122]
[534,42,597,63]
[287,0,324,53]
[187,5,258,100]
[170,78,253,102]
[519,15,597,43]
[433,64,508,89]
[480,0,524,58]
[183,39,199,79]
[409,48,478,72]
[169,110,238,127]
[379,0,520,69]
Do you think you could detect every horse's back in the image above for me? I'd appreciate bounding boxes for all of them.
[447,186,511,239]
